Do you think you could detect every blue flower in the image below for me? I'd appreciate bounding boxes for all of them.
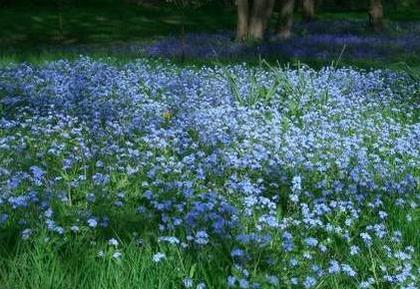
[0,213,8,225]
[304,237,318,247]
[266,275,279,286]
[30,166,44,185]
[231,248,245,258]
[239,279,249,289]
[227,276,236,287]
[87,218,97,228]
[328,260,341,274]
[108,238,119,247]
[303,276,317,288]
[341,264,357,277]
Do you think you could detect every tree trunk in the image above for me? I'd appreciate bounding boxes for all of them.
[368,0,384,32]
[263,0,276,32]
[236,0,249,40]
[275,0,295,39]
[249,0,272,40]
[302,0,315,22]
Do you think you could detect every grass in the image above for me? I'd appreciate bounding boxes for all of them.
[0,194,418,289]
[0,231,227,289]
[0,3,419,68]
[0,4,235,47]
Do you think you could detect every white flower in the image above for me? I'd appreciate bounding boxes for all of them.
[87,218,97,228]
[182,277,193,288]
[152,252,166,263]
[21,228,32,240]
[108,238,119,247]
[112,251,122,259]
[70,225,80,233]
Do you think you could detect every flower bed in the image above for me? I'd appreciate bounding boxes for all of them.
[0,58,418,288]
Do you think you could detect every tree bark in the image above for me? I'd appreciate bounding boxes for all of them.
[275,0,295,39]
[236,0,250,40]
[263,0,276,32]
[368,0,384,32]
[302,0,315,22]
[249,0,272,40]
[237,0,274,41]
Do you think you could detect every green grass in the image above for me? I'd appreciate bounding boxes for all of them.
[0,3,419,68]
[0,4,235,47]
[0,193,418,289]
[0,232,227,289]
[0,3,235,65]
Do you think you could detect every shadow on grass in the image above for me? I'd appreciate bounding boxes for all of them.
[0,4,235,47]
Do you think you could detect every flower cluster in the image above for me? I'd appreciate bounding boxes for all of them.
[143,20,420,61]
[0,57,418,288]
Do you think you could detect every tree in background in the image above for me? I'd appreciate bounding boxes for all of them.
[302,0,315,21]
[166,0,210,59]
[237,0,317,41]
[369,0,384,31]
[274,0,295,39]
[236,0,275,40]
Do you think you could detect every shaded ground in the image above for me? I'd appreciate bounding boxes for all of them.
[142,21,420,64]
[0,4,234,47]
[0,3,419,68]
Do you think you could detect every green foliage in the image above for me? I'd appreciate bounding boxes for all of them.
[223,71,281,106]
[0,231,227,289]
[166,0,211,9]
